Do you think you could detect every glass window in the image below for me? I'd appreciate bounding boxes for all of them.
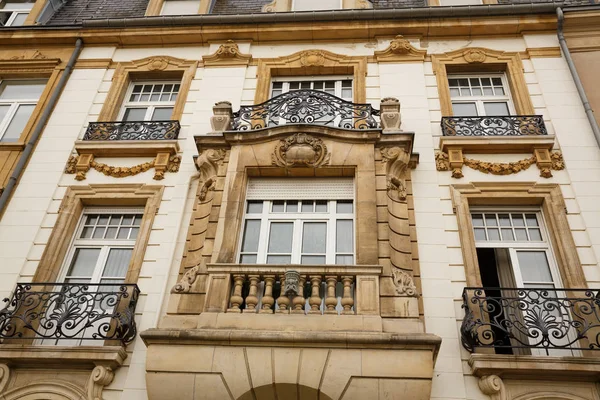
[292,0,342,11]
[120,81,180,122]
[0,79,46,142]
[471,212,544,243]
[270,77,353,101]
[0,0,34,26]
[160,0,200,15]
[448,74,513,117]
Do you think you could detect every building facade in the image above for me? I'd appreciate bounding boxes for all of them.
[0,0,598,399]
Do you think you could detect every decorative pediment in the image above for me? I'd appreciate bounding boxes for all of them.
[202,40,252,67]
[374,36,427,63]
[0,49,60,72]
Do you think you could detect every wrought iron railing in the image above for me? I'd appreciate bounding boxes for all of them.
[232,89,380,130]
[441,115,547,136]
[83,120,180,141]
[0,283,140,345]
[461,287,600,354]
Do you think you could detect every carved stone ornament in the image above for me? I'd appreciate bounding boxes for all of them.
[202,40,252,66]
[380,147,411,201]
[0,364,9,394]
[172,265,200,293]
[195,148,227,201]
[87,365,115,400]
[374,35,427,62]
[380,97,402,131]
[262,0,278,12]
[392,269,417,296]
[300,50,326,67]
[272,133,330,168]
[434,150,449,171]
[211,101,234,132]
[147,57,170,71]
[284,270,301,296]
[355,0,373,8]
[65,154,181,181]
[478,375,506,400]
[464,49,487,64]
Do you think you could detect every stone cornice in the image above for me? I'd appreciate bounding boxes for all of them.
[0,345,127,369]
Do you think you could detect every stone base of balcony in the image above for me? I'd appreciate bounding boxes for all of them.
[0,344,127,368]
[142,328,441,400]
[74,139,180,157]
[439,135,555,154]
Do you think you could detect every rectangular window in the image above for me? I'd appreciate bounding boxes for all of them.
[0,79,46,142]
[271,77,353,101]
[0,0,35,26]
[292,0,342,11]
[448,74,513,117]
[160,0,200,15]
[60,208,144,286]
[119,81,180,122]
[239,179,355,265]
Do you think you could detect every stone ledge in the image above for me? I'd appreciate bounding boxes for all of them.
[0,345,127,369]
[206,263,382,276]
[74,139,180,157]
[439,135,556,154]
[469,353,600,381]
[141,328,441,358]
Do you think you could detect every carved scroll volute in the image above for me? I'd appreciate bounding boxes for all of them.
[479,375,507,400]
[380,97,402,132]
[380,147,410,201]
[88,365,114,400]
[195,148,227,201]
[211,101,233,132]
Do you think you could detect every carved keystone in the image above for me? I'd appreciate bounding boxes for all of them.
[380,97,402,132]
[211,101,233,132]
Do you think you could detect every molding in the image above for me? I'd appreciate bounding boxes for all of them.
[271,133,331,168]
[431,47,535,116]
[0,58,61,72]
[525,47,562,58]
[374,35,427,63]
[202,40,252,67]
[255,50,368,103]
[99,55,197,122]
[439,135,556,154]
[73,140,179,157]
[0,345,127,369]
[207,264,382,276]
[449,182,587,289]
[74,58,113,69]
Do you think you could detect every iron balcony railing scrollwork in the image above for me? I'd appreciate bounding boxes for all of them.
[460,287,600,354]
[441,115,548,136]
[232,89,380,131]
[0,283,140,345]
[83,120,181,141]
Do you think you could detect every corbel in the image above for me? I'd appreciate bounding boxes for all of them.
[478,375,507,400]
[195,148,227,201]
[202,41,252,67]
[374,35,427,63]
[87,365,114,400]
[380,147,412,201]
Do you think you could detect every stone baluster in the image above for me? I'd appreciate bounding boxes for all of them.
[228,274,245,313]
[276,275,290,314]
[243,275,260,313]
[291,275,307,314]
[308,276,322,314]
[260,275,276,314]
[341,276,354,315]
[324,276,338,314]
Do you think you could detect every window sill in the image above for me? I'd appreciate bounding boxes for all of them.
[439,135,555,154]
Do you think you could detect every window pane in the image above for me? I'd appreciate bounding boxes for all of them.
[483,102,510,116]
[485,214,497,226]
[246,201,263,214]
[517,251,553,283]
[336,220,353,253]
[123,108,147,121]
[501,228,514,241]
[336,255,354,264]
[315,201,327,212]
[117,228,130,239]
[487,228,500,241]
[151,107,173,121]
[67,248,100,278]
[272,201,285,212]
[0,80,45,100]
[474,228,486,241]
[241,220,261,252]
[2,104,35,142]
[512,214,525,226]
[301,201,313,212]
[267,255,291,264]
[525,214,539,227]
[301,255,326,264]
[336,201,353,213]
[0,105,10,128]
[2,1,35,10]
[102,248,132,278]
[240,254,257,264]
[452,102,477,117]
[471,213,484,226]
[129,227,139,239]
[161,0,200,15]
[302,222,326,253]
[498,214,511,226]
[529,228,542,241]
[268,222,293,253]
[515,228,528,241]
[286,202,298,213]
[92,227,106,239]
[10,12,27,25]
[105,227,118,239]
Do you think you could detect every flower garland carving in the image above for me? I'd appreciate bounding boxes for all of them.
[202,40,252,66]
[65,154,181,180]
[374,35,427,62]
[272,133,330,168]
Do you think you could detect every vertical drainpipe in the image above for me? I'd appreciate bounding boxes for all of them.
[0,38,84,217]
[556,7,600,147]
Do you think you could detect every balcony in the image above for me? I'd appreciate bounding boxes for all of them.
[441,115,547,137]
[460,287,600,355]
[83,120,181,141]
[0,283,140,345]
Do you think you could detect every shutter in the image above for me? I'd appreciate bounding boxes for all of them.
[246,178,354,200]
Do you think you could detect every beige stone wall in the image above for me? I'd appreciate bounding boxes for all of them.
[571,50,600,129]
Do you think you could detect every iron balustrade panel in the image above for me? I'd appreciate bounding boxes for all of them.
[83,120,181,141]
[441,115,548,136]
[460,287,600,353]
[232,89,380,131]
[0,283,140,345]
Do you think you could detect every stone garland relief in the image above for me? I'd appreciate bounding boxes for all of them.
[435,150,565,178]
[65,154,181,180]
[272,133,331,168]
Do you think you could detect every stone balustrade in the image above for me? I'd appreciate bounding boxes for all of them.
[204,264,382,316]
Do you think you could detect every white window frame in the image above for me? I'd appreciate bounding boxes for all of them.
[291,0,343,11]
[0,0,34,26]
[118,80,180,122]
[57,207,144,285]
[448,73,515,117]
[238,200,355,265]
[0,79,46,142]
[270,75,354,101]
[439,0,482,6]
[159,0,200,16]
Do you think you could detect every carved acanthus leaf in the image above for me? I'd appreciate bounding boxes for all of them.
[196,149,227,201]
[381,147,411,201]
[272,133,330,168]
[88,366,114,400]
[172,265,200,293]
[392,269,417,296]
[203,41,252,66]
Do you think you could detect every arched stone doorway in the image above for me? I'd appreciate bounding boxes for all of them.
[237,383,334,400]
